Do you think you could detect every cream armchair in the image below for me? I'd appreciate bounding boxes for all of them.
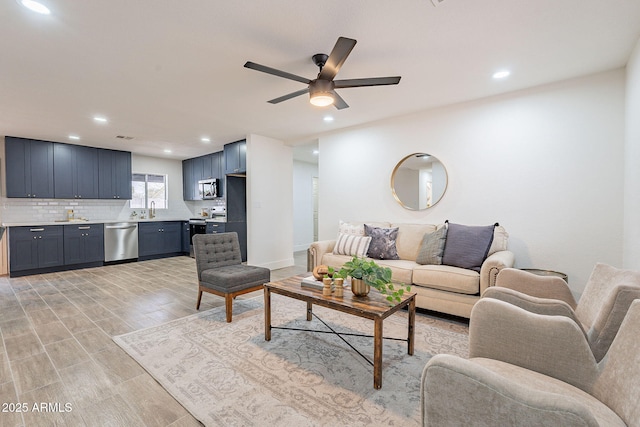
[483,263,640,361]
[421,298,640,426]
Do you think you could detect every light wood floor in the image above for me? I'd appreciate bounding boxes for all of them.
[0,253,308,427]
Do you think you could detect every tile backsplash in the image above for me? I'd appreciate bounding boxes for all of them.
[0,197,198,224]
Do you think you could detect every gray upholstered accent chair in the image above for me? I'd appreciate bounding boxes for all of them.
[483,263,640,361]
[421,298,640,426]
[193,232,270,322]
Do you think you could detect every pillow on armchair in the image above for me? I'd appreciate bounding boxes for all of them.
[442,222,496,272]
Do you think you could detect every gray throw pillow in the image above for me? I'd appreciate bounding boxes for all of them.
[364,224,400,260]
[416,227,448,265]
[441,222,496,272]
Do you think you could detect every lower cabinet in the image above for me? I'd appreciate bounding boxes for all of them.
[205,222,226,234]
[9,226,64,274]
[64,224,104,265]
[138,221,183,259]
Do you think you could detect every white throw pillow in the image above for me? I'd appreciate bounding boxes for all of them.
[333,233,372,257]
[488,225,509,255]
[338,220,365,236]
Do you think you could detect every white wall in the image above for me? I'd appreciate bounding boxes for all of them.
[293,160,318,251]
[246,134,294,269]
[624,37,640,270]
[319,70,625,294]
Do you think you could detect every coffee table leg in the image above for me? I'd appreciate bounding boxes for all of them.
[306,301,312,321]
[408,296,415,355]
[374,318,383,389]
[264,287,271,341]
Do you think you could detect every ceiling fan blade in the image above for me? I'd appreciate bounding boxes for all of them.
[318,37,357,81]
[268,88,310,104]
[244,61,311,85]
[331,90,349,110]
[334,76,401,88]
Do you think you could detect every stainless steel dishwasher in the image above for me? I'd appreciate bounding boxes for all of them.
[104,222,138,262]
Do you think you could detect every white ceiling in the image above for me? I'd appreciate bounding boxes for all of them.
[1,0,639,161]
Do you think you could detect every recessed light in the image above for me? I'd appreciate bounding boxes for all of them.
[323,116,334,122]
[18,0,50,15]
[493,70,511,79]
[68,135,80,140]
[201,137,211,143]
[164,149,172,154]
[93,116,108,123]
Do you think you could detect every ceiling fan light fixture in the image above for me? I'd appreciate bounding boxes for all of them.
[309,79,335,107]
[310,93,334,107]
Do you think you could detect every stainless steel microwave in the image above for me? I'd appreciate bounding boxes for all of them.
[198,179,220,199]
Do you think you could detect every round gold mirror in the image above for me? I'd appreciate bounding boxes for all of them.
[391,153,448,210]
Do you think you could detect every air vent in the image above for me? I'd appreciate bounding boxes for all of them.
[116,135,134,140]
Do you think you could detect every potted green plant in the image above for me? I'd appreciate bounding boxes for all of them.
[336,256,411,303]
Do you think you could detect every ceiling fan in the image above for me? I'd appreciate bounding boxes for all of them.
[244,37,401,110]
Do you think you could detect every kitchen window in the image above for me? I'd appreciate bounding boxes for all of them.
[130,173,167,209]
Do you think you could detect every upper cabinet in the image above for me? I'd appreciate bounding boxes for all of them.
[182,151,224,201]
[182,158,197,201]
[4,136,131,200]
[98,149,132,199]
[211,151,223,179]
[5,136,55,198]
[224,139,246,175]
[54,143,99,199]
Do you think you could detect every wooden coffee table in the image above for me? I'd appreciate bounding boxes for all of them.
[264,275,416,389]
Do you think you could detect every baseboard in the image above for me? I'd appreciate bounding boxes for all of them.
[258,257,295,270]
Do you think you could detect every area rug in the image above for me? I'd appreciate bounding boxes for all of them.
[113,294,469,426]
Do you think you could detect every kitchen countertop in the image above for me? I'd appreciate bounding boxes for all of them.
[1,218,192,227]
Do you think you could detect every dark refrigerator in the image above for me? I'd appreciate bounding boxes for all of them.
[226,175,247,262]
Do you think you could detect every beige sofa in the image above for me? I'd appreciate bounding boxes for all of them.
[308,222,515,318]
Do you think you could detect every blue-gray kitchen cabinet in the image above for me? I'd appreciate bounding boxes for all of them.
[5,136,55,198]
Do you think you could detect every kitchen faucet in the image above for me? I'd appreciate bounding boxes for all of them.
[150,201,156,219]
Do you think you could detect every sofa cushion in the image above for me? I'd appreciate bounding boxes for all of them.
[321,252,353,271]
[391,223,438,260]
[416,226,448,265]
[365,224,400,260]
[413,264,480,295]
[442,223,495,272]
[376,259,416,285]
[332,233,372,257]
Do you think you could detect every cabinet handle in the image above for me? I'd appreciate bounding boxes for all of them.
[38,236,42,239]
[78,226,91,230]
[30,228,45,232]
